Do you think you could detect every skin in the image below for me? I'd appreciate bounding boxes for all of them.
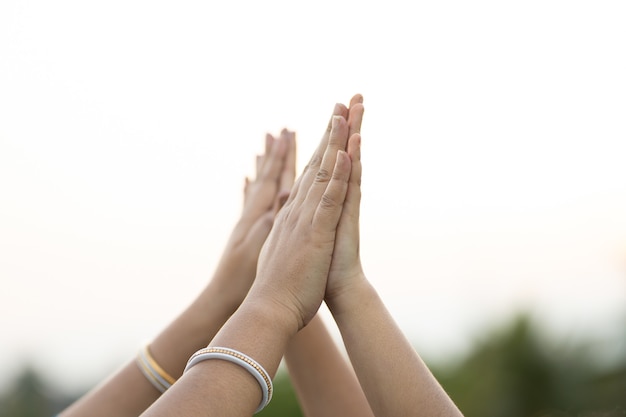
[61,95,463,417]
[322,101,464,417]
[59,129,296,417]
[284,95,375,417]
[285,314,375,417]
[140,104,356,417]
[59,98,373,417]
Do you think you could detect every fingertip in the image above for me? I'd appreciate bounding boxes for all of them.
[350,94,364,106]
[347,133,361,159]
[331,115,343,129]
[334,103,349,117]
[336,149,350,171]
[348,103,365,122]
[275,135,288,154]
[351,102,364,112]
[282,128,295,145]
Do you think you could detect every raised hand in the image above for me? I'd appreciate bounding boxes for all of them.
[141,102,358,417]
[212,129,296,307]
[324,95,366,308]
[249,105,353,330]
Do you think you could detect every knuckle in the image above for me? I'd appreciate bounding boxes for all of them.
[332,168,347,181]
[320,193,339,210]
[306,154,322,170]
[328,132,343,146]
[314,168,331,183]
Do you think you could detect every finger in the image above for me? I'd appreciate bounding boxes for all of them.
[257,134,274,176]
[279,129,297,194]
[349,94,363,108]
[312,150,351,231]
[301,115,349,208]
[256,155,264,178]
[274,190,290,215]
[243,136,286,220]
[243,177,251,204]
[258,134,287,182]
[343,133,362,225]
[346,133,362,187]
[347,102,364,140]
[286,103,348,206]
[309,103,349,168]
[265,133,273,156]
[243,210,275,254]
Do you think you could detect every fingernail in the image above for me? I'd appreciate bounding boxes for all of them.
[332,115,341,128]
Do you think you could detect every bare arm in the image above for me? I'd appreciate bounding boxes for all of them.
[140,105,355,416]
[324,109,464,417]
[283,95,374,417]
[285,314,375,417]
[60,131,295,417]
[327,279,463,417]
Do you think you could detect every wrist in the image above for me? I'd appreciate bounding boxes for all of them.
[205,275,248,314]
[325,274,375,318]
[208,256,257,311]
[238,289,301,339]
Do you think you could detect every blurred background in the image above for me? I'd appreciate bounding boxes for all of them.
[1,1,625,416]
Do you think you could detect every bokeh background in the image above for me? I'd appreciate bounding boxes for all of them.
[1,1,625,416]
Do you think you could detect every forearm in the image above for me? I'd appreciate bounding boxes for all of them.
[285,314,374,417]
[60,275,242,417]
[327,278,463,417]
[140,298,299,417]
[149,275,242,379]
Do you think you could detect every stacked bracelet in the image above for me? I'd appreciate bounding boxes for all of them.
[184,347,273,413]
[136,345,177,393]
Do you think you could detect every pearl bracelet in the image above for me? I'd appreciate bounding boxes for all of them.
[184,347,273,413]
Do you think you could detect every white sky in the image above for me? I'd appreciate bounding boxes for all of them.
[1,0,625,393]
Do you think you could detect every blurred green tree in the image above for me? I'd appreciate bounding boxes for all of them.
[0,367,53,417]
[433,315,626,417]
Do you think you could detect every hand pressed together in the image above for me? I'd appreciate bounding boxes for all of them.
[324,95,368,307]
[249,104,354,330]
[211,129,296,307]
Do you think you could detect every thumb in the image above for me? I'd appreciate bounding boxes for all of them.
[244,210,275,252]
[274,190,290,215]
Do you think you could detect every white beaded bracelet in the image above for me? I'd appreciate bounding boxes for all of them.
[184,347,273,413]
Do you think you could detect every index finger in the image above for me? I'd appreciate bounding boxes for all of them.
[285,102,348,205]
[278,129,297,194]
